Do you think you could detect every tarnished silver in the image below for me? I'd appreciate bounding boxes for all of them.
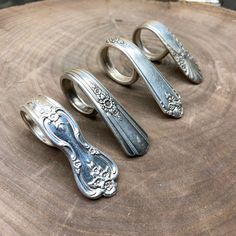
[133,21,203,84]
[20,95,118,199]
[60,69,149,157]
[100,37,183,118]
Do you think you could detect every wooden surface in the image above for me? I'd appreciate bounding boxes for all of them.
[0,0,236,235]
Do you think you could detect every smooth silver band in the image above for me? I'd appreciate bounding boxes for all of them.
[60,69,149,157]
[133,21,203,84]
[20,95,118,199]
[100,37,183,118]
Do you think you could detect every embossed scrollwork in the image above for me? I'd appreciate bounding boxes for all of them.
[20,95,119,199]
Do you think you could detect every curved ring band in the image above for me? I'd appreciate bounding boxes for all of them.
[100,37,183,118]
[60,69,149,157]
[133,21,203,84]
[20,95,118,199]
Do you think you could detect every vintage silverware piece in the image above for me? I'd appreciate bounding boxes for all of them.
[20,95,118,199]
[100,37,183,118]
[133,21,203,84]
[60,69,149,157]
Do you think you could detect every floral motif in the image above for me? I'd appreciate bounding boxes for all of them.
[168,36,191,75]
[91,84,122,120]
[106,37,125,45]
[29,101,64,129]
[40,106,65,129]
[165,92,183,118]
[83,142,100,155]
[165,32,203,84]
[40,106,59,122]
[73,159,81,174]
[88,162,117,196]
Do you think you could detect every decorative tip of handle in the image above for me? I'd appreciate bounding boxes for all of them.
[167,105,184,119]
[189,67,203,85]
[164,92,184,118]
[182,56,203,84]
[127,139,149,157]
[171,42,204,84]
[87,163,118,198]
[81,156,119,199]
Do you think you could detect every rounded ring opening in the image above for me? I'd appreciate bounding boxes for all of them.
[61,78,97,117]
[20,110,53,146]
[133,28,169,61]
[100,46,139,86]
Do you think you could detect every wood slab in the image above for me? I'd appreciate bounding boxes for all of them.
[0,0,235,235]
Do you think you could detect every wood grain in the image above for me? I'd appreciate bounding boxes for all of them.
[0,0,236,235]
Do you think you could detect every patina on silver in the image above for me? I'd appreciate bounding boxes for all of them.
[60,69,149,157]
[133,21,203,84]
[20,95,118,199]
[100,37,183,118]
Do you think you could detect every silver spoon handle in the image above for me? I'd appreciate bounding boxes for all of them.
[133,21,203,84]
[20,95,118,199]
[100,38,183,118]
[61,69,149,157]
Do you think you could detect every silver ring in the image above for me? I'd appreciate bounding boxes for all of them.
[100,37,183,119]
[60,69,149,157]
[133,21,203,84]
[20,95,118,199]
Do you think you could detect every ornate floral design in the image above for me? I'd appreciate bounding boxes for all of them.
[106,37,125,45]
[72,159,81,174]
[165,92,183,118]
[91,84,122,120]
[40,106,59,121]
[165,32,203,84]
[24,97,119,198]
[83,142,100,155]
[28,100,82,173]
[88,162,117,196]
[28,100,64,129]
[39,106,65,129]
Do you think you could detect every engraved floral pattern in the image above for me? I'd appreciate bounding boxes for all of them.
[83,143,100,155]
[29,100,83,173]
[165,32,203,84]
[40,107,82,173]
[26,98,119,198]
[88,162,117,196]
[28,100,64,129]
[40,106,59,122]
[91,84,122,120]
[106,37,125,45]
[165,92,183,118]
[39,106,65,129]
[72,159,81,174]
[29,100,59,122]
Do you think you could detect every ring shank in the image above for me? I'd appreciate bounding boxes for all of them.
[20,97,56,147]
[61,76,97,117]
[132,26,169,61]
[100,45,139,86]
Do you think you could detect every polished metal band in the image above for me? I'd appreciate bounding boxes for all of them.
[20,95,118,199]
[60,69,149,157]
[133,21,203,84]
[100,37,183,118]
